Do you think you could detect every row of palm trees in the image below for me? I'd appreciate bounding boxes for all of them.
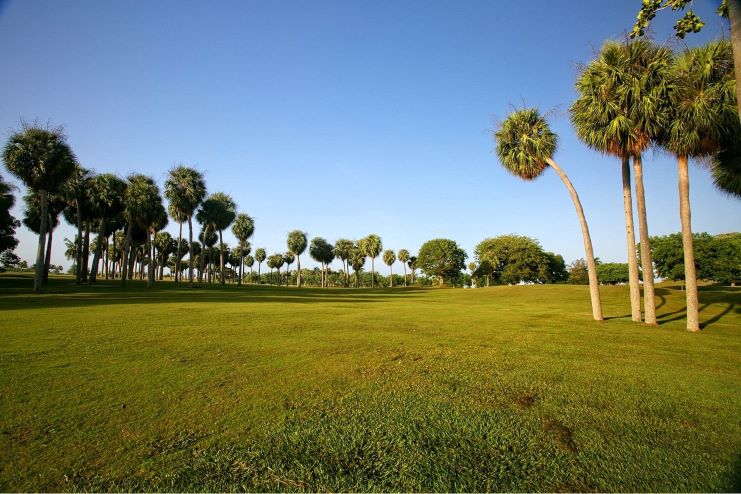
[494,38,739,332]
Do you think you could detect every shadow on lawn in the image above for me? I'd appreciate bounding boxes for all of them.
[0,276,428,310]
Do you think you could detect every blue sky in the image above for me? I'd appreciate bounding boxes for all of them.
[1,0,739,270]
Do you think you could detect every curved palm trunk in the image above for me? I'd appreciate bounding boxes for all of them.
[678,155,700,332]
[121,223,132,286]
[296,255,302,287]
[546,159,603,321]
[90,219,108,284]
[43,224,53,283]
[188,217,195,287]
[632,156,657,325]
[729,0,741,116]
[33,190,48,293]
[219,229,225,285]
[621,157,642,322]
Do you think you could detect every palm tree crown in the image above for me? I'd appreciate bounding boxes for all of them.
[495,108,556,180]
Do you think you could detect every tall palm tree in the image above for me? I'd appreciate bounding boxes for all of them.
[350,244,365,288]
[154,231,174,280]
[287,230,308,287]
[660,40,739,332]
[231,213,255,286]
[0,174,20,254]
[383,249,396,287]
[408,256,417,284]
[121,174,160,286]
[21,191,65,282]
[359,234,382,288]
[397,249,410,286]
[200,192,236,285]
[62,165,93,283]
[168,202,187,283]
[146,201,168,288]
[164,166,207,287]
[283,252,294,285]
[245,254,255,282]
[2,125,77,292]
[87,173,126,284]
[255,248,266,284]
[310,237,333,288]
[496,108,603,321]
[571,39,672,325]
[333,238,354,287]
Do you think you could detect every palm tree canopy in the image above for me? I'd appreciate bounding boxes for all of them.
[88,173,127,221]
[232,213,255,244]
[199,228,218,248]
[383,249,396,266]
[164,165,207,220]
[283,252,295,265]
[287,230,308,256]
[2,125,77,192]
[711,133,741,198]
[154,231,174,252]
[350,245,366,270]
[662,40,738,158]
[570,39,672,158]
[22,192,66,234]
[359,234,382,258]
[310,237,333,264]
[495,108,556,180]
[245,255,255,267]
[333,238,354,261]
[124,174,162,229]
[201,192,236,231]
[397,249,410,263]
[255,248,266,263]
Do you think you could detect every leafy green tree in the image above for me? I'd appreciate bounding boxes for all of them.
[359,234,382,287]
[2,125,77,292]
[543,252,568,284]
[475,235,564,285]
[383,249,396,287]
[397,249,410,286]
[570,40,672,324]
[0,249,21,271]
[87,173,126,284]
[310,237,333,288]
[0,175,19,253]
[647,232,740,285]
[231,213,255,286]
[597,263,631,285]
[200,192,236,285]
[659,40,738,331]
[165,165,206,286]
[333,238,354,287]
[287,230,308,287]
[497,108,604,321]
[631,0,741,116]
[567,258,590,285]
[417,238,467,286]
[255,248,266,283]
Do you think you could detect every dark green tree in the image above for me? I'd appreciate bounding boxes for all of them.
[417,238,467,286]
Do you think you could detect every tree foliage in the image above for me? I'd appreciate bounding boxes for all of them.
[646,232,740,284]
[417,238,467,285]
[475,235,566,285]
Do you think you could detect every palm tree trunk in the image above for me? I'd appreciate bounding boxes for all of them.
[632,155,657,325]
[728,0,741,116]
[257,262,261,283]
[175,222,182,283]
[403,263,407,286]
[296,255,301,287]
[33,190,48,293]
[678,155,700,332]
[546,158,603,321]
[43,223,53,283]
[188,216,195,287]
[146,230,155,288]
[90,219,108,284]
[121,223,132,286]
[239,248,244,286]
[75,200,83,284]
[219,229,225,285]
[389,265,393,287]
[621,157,642,322]
[81,220,91,283]
[371,258,375,288]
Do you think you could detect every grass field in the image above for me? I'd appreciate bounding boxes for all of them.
[0,274,739,492]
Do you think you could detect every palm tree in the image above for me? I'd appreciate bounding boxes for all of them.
[383,249,396,287]
[711,134,741,198]
[408,256,417,284]
[496,108,603,321]
[164,166,207,287]
[349,244,365,288]
[21,191,65,282]
[168,202,187,283]
[87,173,126,284]
[660,40,739,332]
[154,231,174,280]
[146,201,168,288]
[359,234,382,288]
[255,248,266,284]
[397,249,410,286]
[283,252,295,285]
[310,237,333,288]
[231,213,255,286]
[287,230,308,287]
[121,174,161,286]
[200,192,236,285]
[62,165,93,283]
[2,125,77,292]
[245,254,255,282]
[333,238,354,287]
[196,200,218,283]
[571,39,672,325]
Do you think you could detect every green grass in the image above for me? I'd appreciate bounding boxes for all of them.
[0,274,739,492]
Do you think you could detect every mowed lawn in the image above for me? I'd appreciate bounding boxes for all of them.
[0,275,739,492]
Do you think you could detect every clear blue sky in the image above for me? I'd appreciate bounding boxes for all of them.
[1,0,739,270]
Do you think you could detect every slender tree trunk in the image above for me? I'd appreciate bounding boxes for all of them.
[81,220,91,283]
[146,230,155,288]
[547,158,604,321]
[632,155,657,325]
[104,236,109,280]
[678,155,700,332]
[389,265,393,287]
[257,262,261,284]
[121,223,132,286]
[188,216,195,287]
[43,224,52,283]
[175,222,182,282]
[296,255,301,287]
[371,258,375,288]
[33,190,48,293]
[219,229,225,285]
[75,200,83,284]
[729,0,741,117]
[621,157,642,322]
[90,219,107,284]
[403,263,407,286]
